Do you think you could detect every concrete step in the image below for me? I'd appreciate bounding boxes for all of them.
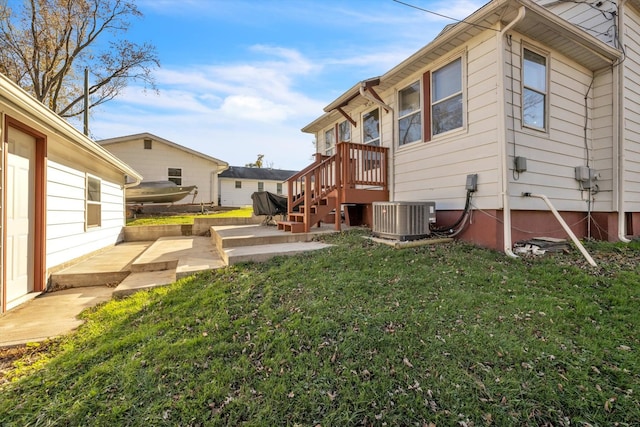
[132,236,223,275]
[112,270,177,299]
[211,224,321,248]
[49,242,152,290]
[222,241,332,265]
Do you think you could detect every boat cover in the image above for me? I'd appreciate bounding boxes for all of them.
[251,191,288,216]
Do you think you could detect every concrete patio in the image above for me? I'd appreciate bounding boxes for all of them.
[0,223,335,347]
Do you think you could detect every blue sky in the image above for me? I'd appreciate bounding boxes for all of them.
[89,0,485,170]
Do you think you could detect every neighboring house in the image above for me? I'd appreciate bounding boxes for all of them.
[97,133,228,205]
[290,0,640,253]
[218,166,298,207]
[0,73,142,313]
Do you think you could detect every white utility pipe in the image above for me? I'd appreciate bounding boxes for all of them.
[498,6,526,259]
[523,193,597,267]
[616,0,631,243]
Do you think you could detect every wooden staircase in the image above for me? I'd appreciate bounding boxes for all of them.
[277,142,389,233]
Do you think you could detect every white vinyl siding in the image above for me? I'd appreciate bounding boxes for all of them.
[509,37,608,211]
[394,35,498,210]
[46,160,126,268]
[219,178,289,207]
[101,138,223,205]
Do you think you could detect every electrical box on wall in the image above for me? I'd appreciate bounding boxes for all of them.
[465,173,478,192]
[514,156,527,173]
[575,166,597,189]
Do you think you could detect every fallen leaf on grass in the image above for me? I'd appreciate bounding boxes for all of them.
[403,357,414,368]
[604,397,616,412]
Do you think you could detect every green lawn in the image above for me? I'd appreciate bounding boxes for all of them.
[126,207,253,226]
[1,231,638,426]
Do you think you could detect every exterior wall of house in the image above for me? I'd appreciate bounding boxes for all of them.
[219,178,287,207]
[538,0,617,46]
[506,35,615,213]
[0,75,135,312]
[622,5,640,214]
[45,158,125,269]
[102,138,221,205]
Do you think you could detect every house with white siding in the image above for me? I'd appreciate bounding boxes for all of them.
[281,0,640,253]
[0,73,142,313]
[219,166,298,207]
[98,133,228,205]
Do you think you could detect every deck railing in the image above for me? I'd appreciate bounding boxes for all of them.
[286,142,388,216]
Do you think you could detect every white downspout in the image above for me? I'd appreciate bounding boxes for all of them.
[616,0,631,243]
[523,193,597,267]
[498,6,526,258]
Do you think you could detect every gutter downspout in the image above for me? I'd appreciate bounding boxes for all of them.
[359,84,395,200]
[616,0,631,243]
[498,6,526,258]
[523,193,597,267]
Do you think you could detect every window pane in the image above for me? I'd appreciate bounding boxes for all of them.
[168,168,182,177]
[235,181,242,189]
[87,204,101,227]
[399,112,422,146]
[87,177,100,202]
[363,109,380,144]
[258,182,264,192]
[433,59,461,102]
[399,81,420,117]
[277,183,282,194]
[523,89,545,128]
[524,49,546,92]
[168,177,182,185]
[432,94,463,135]
[324,128,335,154]
[339,120,350,142]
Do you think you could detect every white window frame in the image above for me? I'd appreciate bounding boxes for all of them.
[324,127,335,155]
[86,174,101,229]
[235,180,242,189]
[168,167,182,185]
[398,80,422,146]
[258,181,264,192]
[522,46,549,131]
[431,56,464,137]
[276,183,283,195]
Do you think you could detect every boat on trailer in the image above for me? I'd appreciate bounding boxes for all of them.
[126,181,197,204]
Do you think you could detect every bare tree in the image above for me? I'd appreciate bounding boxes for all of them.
[0,0,159,118]
[246,154,265,168]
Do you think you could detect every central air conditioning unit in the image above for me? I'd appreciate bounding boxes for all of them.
[372,201,436,241]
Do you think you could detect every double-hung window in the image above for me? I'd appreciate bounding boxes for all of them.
[431,57,463,136]
[522,48,547,130]
[168,168,182,185]
[398,81,422,146]
[363,109,380,146]
[338,120,351,143]
[86,175,101,228]
[324,128,335,155]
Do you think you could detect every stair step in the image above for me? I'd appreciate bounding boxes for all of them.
[276,220,306,233]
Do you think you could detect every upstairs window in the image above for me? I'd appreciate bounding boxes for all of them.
[277,183,283,194]
[522,48,547,130]
[258,182,264,192]
[235,181,242,189]
[324,127,335,155]
[338,120,351,143]
[398,80,422,146]
[432,57,463,135]
[168,168,182,185]
[363,109,380,146]
[86,175,101,228]
[144,138,152,149]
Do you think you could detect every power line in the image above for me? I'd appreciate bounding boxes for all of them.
[392,0,500,32]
